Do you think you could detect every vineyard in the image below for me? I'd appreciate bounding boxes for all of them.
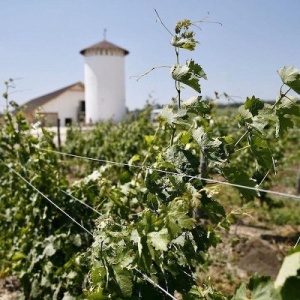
[1,18,300,300]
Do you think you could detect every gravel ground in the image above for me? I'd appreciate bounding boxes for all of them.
[0,276,21,300]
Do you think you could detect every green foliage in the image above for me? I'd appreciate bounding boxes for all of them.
[0,106,94,298]
[1,15,300,300]
[85,18,300,299]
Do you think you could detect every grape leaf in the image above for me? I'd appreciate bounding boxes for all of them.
[130,229,143,257]
[231,283,248,300]
[147,228,169,251]
[244,96,264,116]
[249,134,274,170]
[278,66,300,94]
[165,200,195,237]
[248,275,280,300]
[222,167,257,201]
[43,243,56,257]
[171,60,207,93]
[171,31,197,51]
[160,106,187,124]
[281,275,300,300]
[113,266,133,298]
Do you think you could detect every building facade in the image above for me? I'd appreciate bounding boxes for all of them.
[20,39,129,126]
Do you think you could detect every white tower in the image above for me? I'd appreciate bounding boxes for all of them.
[80,39,129,123]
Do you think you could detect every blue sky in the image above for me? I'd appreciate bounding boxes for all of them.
[0,0,299,110]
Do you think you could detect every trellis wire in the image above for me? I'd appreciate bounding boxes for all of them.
[0,158,93,236]
[37,147,300,202]
[0,159,178,299]
[62,190,102,216]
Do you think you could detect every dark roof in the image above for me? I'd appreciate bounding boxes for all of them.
[20,82,84,113]
[80,40,129,56]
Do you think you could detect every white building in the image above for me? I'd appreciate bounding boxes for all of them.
[21,82,84,126]
[20,39,129,126]
[80,40,129,123]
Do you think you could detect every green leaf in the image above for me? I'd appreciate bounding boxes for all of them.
[113,267,133,298]
[87,287,106,300]
[166,145,199,175]
[71,234,82,247]
[31,279,42,298]
[278,66,300,94]
[275,96,300,136]
[238,105,253,123]
[171,31,197,51]
[200,195,226,224]
[281,275,300,300]
[11,252,25,261]
[130,229,143,257]
[183,96,212,115]
[160,106,177,124]
[250,107,278,134]
[43,243,56,257]
[192,127,206,145]
[90,266,106,284]
[165,200,195,237]
[171,60,207,93]
[180,131,192,144]
[193,127,222,150]
[147,228,169,251]
[62,292,76,300]
[275,249,300,288]
[222,167,258,201]
[249,134,274,170]
[144,135,155,146]
[231,283,248,300]
[182,96,198,107]
[248,275,279,300]
[244,96,264,116]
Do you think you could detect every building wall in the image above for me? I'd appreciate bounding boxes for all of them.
[84,51,126,123]
[30,89,84,126]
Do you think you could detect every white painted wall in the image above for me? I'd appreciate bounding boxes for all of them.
[84,50,126,123]
[40,89,84,126]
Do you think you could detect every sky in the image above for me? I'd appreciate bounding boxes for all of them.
[0,0,299,110]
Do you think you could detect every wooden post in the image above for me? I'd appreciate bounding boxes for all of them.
[57,118,62,152]
[296,169,300,194]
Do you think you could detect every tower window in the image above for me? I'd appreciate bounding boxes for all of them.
[65,118,72,126]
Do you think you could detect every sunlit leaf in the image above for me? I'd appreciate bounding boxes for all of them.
[171,60,207,93]
[278,66,300,94]
[147,228,169,251]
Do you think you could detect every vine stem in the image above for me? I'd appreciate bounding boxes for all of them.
[130,66,170,82]
[170,126,176,146]
[175,47,181,109]
[234,128,250,148]
[272,85,291,109]
[154,9,174,36]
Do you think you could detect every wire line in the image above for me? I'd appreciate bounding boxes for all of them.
[37,147,300,201]
[61,190,122,227]
[134,268,177,300]
[62,190,102,216]
[0,158,93,236]
[0,159,193,298]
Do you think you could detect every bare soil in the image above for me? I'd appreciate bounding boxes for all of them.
[204,223,300,295]
[0,276,21,300]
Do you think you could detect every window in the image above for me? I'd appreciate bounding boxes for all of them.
[65,118,72,126]
[79,100,85,112]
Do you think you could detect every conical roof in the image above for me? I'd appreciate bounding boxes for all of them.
[80,40,129,56]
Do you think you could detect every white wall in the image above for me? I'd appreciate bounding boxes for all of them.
[40,89,84,126]
[84,51,126,123]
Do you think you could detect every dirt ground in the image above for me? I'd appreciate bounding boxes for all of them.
[204,223,300,295]
[1,224,299,299]
[0,276,21,300]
